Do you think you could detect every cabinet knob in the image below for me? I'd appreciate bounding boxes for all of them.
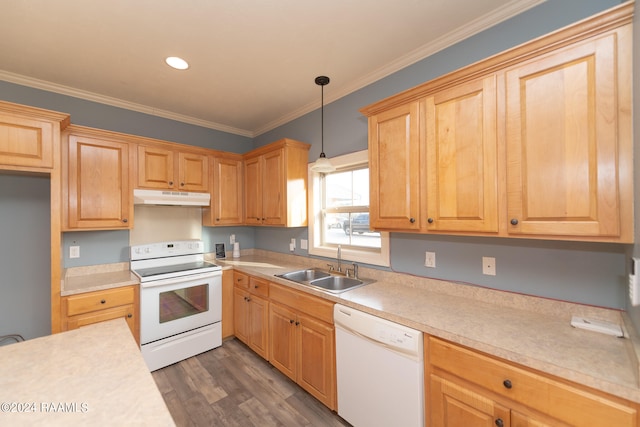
[503,379,512,389]
[246,297,251,302]
[122,218,128,223]
[180,182,185,187]
[216,218,220,221]
[495,418,504,427]
[169,181,173,186]
[295,321,300,326]
[409,217,416,223]
[127,313,133,318]
[100,299,106,304]
[254,285,259,289]
[289,319,295,324]
[510,218,519,225]
[427,217,434,224]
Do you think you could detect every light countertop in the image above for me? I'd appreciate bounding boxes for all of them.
[0,318,174,426]
[62,262,138,296]
[214,251,640,405]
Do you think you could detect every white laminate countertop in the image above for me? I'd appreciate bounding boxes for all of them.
[61,262,138,296]
[0,318,175,426]
[214,252,640,405]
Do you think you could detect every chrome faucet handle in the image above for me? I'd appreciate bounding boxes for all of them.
[327,264,335,271]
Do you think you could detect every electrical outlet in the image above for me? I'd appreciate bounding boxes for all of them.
[425,252,436,268]
[290,238,296,252]
[230,234,236,244]
[300,239,308,250]
[69,246,80,259]
[482,256,496,276]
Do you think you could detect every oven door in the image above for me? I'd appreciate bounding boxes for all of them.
[139,271,222,345]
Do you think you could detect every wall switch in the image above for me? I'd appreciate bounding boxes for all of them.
[425,251,436,268]
[300,239,308,250]
[482,256,496,276]
[630,258,640,306]
[69,246,80,259]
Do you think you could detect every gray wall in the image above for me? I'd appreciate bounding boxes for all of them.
[0,174,51,341]
[0,0,633,322]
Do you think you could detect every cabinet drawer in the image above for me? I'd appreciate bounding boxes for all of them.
[233,271,249,290]
[249,276,269,298]
[65,287,135,316]
[429,337,636,426]
[269,283,334,324]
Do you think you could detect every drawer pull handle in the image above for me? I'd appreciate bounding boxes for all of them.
[510,218,519,225]
[127,313,132,318]
[100,299,106,304]
[427,217,434,224]
[409,217,415,223]
[503,379,512,389]
[495,418,504,427]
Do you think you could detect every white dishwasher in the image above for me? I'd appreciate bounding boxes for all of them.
[334,304,424,427]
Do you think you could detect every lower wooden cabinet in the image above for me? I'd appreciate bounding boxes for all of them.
[428,337,637,426]
[268,283,336,410]
[61,286,139,345]
[233,272,269,359]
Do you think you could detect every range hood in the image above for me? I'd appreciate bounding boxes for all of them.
[133,189,210,206]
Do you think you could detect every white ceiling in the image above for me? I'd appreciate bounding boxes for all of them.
[0,0,543,137]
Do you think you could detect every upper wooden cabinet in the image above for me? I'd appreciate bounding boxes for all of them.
[203,152,243,226]
[423,75,499,233]
[63,126,132,230]
[505,30,630,240]
[361,3,633,242]
[0,101,69,171]
[136,145,209,192]
[243,138,310,227]
[368,102,421,231]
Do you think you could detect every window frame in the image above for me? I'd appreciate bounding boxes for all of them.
[308,150,390,267]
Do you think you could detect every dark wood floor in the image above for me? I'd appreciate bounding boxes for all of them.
[152,338,351,427]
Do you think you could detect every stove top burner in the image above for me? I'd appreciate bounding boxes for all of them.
[134,261,218,278]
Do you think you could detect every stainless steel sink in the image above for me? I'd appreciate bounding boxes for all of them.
[276,268,372,293]
[278,268,330,282]
[306,275,366,293]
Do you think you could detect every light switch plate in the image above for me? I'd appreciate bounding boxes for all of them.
[69,246,80,259]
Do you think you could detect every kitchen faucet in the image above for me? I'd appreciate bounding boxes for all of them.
[337,245,342,273]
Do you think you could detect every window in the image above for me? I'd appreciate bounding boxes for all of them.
[308,150,390,266]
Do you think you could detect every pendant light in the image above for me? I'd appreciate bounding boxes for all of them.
[310,75,336,173]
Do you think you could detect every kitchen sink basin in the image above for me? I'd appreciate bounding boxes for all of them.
[276,268,372,293]
[306,275,365,293]
[278,268,330,282]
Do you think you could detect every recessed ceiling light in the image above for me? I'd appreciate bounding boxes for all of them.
[165,56,189,70]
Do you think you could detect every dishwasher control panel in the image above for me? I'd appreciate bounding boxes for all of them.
[334,304,423,359]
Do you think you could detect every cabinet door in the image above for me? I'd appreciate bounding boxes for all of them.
[137,145,175,189]
[262,148,285,226]
[67,135,131,229]
[205,155,243,225]
[233,287,249,344]
[424,75,498,233]
[0,113,54,169]
[431,374,510,427]
[369,101,421,230]
[247,295,269,359]
[297,313,336,410]
[178,151,209,192]
[244,156,263,224]
[269,303,297,381]
[505,34,620,238]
